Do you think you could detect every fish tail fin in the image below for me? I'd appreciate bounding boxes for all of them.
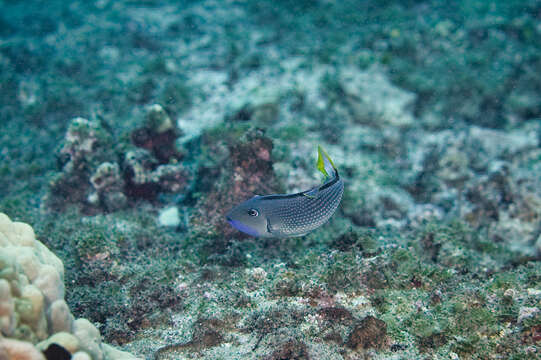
[317,145,337,178]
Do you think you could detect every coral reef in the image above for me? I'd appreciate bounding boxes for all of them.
[405,123,541,254]
[0,213,140,360]
[44,104,189,213]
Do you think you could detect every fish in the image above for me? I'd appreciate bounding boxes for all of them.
[226,146,344,237]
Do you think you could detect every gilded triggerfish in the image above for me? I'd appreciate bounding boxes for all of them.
[226,146,343,237]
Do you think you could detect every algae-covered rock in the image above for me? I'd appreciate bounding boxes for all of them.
[346,315,389,351]
[340,65,416,127]
[192,128,281,239]
[44,105,190,213]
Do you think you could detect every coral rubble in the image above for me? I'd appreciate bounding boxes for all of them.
[44,104,189,213]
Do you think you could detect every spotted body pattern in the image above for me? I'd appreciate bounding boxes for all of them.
[226,146,344,238]
[258,174,344,237]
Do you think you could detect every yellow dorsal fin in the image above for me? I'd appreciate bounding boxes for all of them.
[317,145,336,178]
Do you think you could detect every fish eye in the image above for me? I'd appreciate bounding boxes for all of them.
[247,208,259,217]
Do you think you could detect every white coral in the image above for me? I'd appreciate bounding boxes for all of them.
[0,213,141,360]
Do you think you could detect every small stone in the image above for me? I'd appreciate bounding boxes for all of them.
[48,299,74,334]
[246,267,267,281]
[346,315,388,350]
[158,206,180,227]
[518,307,540,324]
[503,288,516,299]
[0,338,46,360]
[527,288,541,297]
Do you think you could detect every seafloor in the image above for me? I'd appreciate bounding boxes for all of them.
[1,0,540,359]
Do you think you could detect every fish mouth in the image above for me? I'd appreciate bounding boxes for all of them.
[226,217,260,237]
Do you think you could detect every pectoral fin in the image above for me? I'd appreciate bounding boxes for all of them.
[266,218,273,234]
[303,187,319,199]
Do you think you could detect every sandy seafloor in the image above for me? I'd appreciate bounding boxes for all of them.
[1,0,541,359]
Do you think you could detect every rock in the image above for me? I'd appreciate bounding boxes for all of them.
[89,162,127,211]
[145,104,174,134]
[61,118,103,164]
[152,164,189,193]
[346,315,388,351]
[123,149,189,199]
[90,162,123,192]
[131,104,180,163]
[518,307,540,324]
[263,339,310,360]
[469,124,539,159]
[193,129,280,238]
[158,206,180,227]
[340,65,416,127]
[0,338,46,360]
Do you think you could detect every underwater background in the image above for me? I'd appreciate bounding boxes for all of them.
[1,0,540,359]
